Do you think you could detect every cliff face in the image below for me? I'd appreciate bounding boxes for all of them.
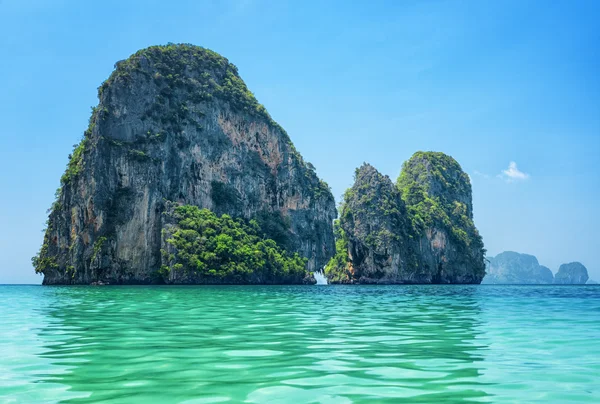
[398,152,485,284]
[34,44,336,285]
[554,262,589,284]
[326,152,485,284]
[481,251,554,284]
[330,164,420,283]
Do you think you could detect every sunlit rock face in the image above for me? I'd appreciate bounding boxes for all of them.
[35,44,336,285]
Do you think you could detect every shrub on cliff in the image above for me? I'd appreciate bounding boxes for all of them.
[324,220,352,282]
[35,43,336,284]
[160,205,307,283]
[397,151,484,253]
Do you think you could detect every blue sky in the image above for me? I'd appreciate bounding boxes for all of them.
[0,0,598,284]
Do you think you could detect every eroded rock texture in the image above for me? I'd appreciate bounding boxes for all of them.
[34,44,336,284]
[327,152,485,284]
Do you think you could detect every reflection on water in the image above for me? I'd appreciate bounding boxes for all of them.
[1,285,599,403]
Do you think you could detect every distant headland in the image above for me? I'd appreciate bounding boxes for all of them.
[482,251,591,284]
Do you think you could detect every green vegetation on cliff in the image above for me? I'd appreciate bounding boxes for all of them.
[32,242,58,274]
[325,152,486,284]
[340,164,406,249]
[324,220,352,282]
[100,43,285,137]
[63,43,329,198]
[33,43,335,284]
[160,205,307,283]
[59,106,104,186]
[398,151,483,251]
[60,43,327,191]
[324,164,419,283]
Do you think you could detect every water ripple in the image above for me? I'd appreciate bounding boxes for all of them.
[0,285,599,403]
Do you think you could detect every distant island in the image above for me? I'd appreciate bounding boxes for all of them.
[482,251,590,285]
[554,262,589,284]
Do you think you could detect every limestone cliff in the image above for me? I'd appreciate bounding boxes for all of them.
[325,164,419,283]
[326,152,485,284]
[481,251,554,284]
[398,152,485,283]
[33,44,336,285]
[554,262,589,284]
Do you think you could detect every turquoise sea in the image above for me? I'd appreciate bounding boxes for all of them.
[1,285,599,403]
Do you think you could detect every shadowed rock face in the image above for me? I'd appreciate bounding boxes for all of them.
[554,262,589,284]
[34,44,336,285]
[334,164,419,283]
[328,152,486,284]
[482,251,554,284]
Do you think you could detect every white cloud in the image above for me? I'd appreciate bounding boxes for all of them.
[499,161,529,182]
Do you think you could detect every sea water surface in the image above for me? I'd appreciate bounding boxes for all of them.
[1,285,599,403]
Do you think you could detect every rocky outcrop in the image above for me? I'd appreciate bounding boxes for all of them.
[326,164,419,283]
[398,152,485,283]
[481,251,554,284]
[554,262,589,284]
[33,44,336,285]
[326,152,485,284]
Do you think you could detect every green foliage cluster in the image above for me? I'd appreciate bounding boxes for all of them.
[324,220,352,282]
[60,138,87,185]
[32,242,58,274]
[397,152,481,250]
[60,105,104,186]
[91,237,107,265]
[303,162,333,201]
[99,130,166,166]
[127,149,150,161]
[161,205,307,283]
[342,165,404,247]
[313,179,332,200]
[217,69,268,116]
[398,152,471,206]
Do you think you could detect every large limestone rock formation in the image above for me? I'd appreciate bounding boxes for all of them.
[34,44,336,284]
[326,152,485,284]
